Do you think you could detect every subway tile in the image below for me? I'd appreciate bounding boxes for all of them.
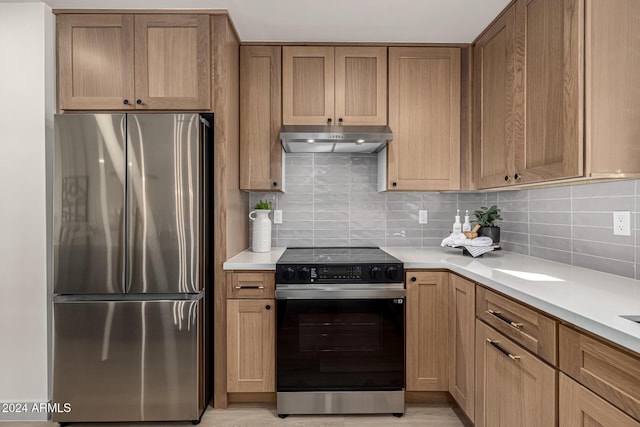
[280,193,313,203]
[313,220,349,230]
[386,228,421,239]
[386,201,421,211]
[572,254,635,279]
[528,198,571,212]
[350,200,385,211]
[528,186,571,200]
[350,210,387,220]
[529,223,571,238]
[572,239,635,262]
[500,241,529,255]
[497,190,528,202]
[427,211,459,221]
[572,225,633,245]
[572,196,634,212]
[313,154,349,166]
[313,229,350,239]
[350,220,386,230]
[458,192,488,202]
[572,212,613,227]
[314,164,350,176]
[498,200,529,212]
[350,229,386,239]
[278,229,313,239]
[386,238,423,247]
[422,228,452,238]
[350,155,377,166]
[315,174,349,185]
[314,211,349,221]
[530,234,571,252]
[530,246,572,265]
[500,211,529,223]
[313,184,350,194]
[350,174,377,184]
[314,193,347,204]
[350,192,385,202]
[529,211,571,225]
[314,238,350,247]
[278,220,314,231]
[458,202,486,214]
[351,164,378,175]
[385,219,422,230]
[422,201,459,213]
[501,231,529,245]
[386,192,422,202]
[423,193,457,202]
[422,238,445,247]
[572,180,635,198]
[277,238,313,248]
[287,164,313,176]
[385,211,419,221]
[349,182,379,193]
[486,192,499,203]
[286,184,314,194]
[285,211,316,222]
[350,238,387,247]
[285,156,313,166]
[314,202,348,212]
[278,202,313,212]
[500,221,529,233]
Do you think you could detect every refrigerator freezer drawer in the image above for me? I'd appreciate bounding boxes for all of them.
[53,299,204,423]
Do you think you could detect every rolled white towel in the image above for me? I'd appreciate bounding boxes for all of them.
[441,232,467,247]
[464,236,493,247]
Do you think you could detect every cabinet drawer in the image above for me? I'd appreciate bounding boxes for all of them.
[476,286,557,365]
[227,272,275,299]
[560,325,640,421]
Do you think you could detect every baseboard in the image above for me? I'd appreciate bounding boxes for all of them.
[228,392,276,404]
[404,391,455,404]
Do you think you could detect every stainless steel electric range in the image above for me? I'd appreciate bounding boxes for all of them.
[275,247,405,418]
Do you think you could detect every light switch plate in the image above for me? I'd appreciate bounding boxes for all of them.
[613,211,631,236]
[419,210,428,224]
[273,210,283,224]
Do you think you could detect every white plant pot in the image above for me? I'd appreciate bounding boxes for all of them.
[249,209,272,253]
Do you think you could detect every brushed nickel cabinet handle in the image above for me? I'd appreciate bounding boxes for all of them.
[487,309,523,329]
[487,338,521,361]
[235,285,264,289]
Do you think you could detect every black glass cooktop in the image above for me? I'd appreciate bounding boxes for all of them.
[278,247,401,265]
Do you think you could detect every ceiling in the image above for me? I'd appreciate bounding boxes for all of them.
[38,0,510,43]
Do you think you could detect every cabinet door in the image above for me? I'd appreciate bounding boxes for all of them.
[282,46,334,125]
[473,7,516,189]
[560,373,640,427]
[334,47,387,125]
[514,0,582,184]
[240,46,283,191]
[406,271,449,391]
[475,320,556,427]
[57,14,135,110]
[227,299,275,392]
[449,274,475,422]
[134,15,210,110]
[388,47,461,191]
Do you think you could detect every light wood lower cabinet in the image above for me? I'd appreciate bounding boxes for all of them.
[405,271,449,391]
[475,320,557,427]
[448,274,475,422]
[226,299,275,393]
[560,373,640,427]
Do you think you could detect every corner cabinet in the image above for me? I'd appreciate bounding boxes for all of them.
[239,46,283,191]
[405,271,449,391]
[282,46,387,125]
[387,47,461,191]
[226,272,275,393]
[57,13,210,111]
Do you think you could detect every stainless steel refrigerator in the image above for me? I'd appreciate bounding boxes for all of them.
[52,113,213,424]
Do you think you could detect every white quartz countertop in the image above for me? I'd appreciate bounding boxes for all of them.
[223,246,640,355]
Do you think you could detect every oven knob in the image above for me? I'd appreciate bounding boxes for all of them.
[385,266,399,280]
[370,267,382,280]
[298,267,310,281]
[283,267,296,281]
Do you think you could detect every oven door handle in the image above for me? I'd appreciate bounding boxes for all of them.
[275,288,406,300]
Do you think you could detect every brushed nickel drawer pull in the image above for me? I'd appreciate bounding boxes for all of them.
[487,309,523,329]
[487,338,521,361]
[235,285,264,289]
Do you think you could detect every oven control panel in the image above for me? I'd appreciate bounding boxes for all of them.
[276,263,404,284]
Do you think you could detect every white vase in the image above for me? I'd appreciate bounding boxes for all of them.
[249,209,272,252]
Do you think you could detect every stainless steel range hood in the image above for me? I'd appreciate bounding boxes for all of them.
[280,125,392,153]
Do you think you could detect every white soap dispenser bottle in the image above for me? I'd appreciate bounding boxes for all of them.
[462,210,472,232]
[453,209,462,233]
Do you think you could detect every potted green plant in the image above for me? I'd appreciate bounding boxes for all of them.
[473,205,502,243]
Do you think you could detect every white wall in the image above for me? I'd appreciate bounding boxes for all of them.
[0,1,54,410]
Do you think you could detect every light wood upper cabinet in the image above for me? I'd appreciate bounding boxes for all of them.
[448,274,475,423]
[134,15,210,110]
[240,46,283,191]
[406,271,449,391]
[473,7,516,189]
[475,320,557,427]
[58,13,210,111]
[57,14,135,110]
[282,46,387,125]
[388,47,461,191]
[514,0,582,184]
[560,373,640,427]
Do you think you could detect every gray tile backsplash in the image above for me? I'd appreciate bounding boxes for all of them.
[249,153,488,250]
[249,154,640,280]
[496,180,639,279]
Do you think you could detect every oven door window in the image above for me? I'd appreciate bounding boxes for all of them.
[277,298,404,391]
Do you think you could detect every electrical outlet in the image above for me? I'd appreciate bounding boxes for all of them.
[613,211,631,236]
[273,210,283,224]
[419,210,428,224]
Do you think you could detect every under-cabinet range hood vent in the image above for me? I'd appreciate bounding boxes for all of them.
[280,125,393,153]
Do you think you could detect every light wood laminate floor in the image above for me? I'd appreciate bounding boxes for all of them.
[13,403,471,427]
